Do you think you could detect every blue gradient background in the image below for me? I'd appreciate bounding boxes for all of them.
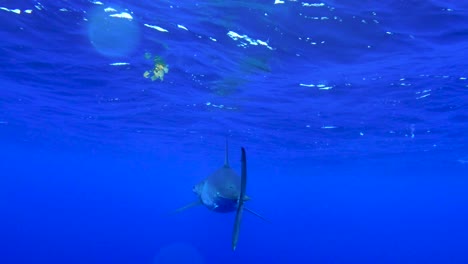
[1,1,468,263]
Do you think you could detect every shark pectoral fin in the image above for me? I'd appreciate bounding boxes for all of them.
[232,147,247,251]
[245,207,270,223]
[232,199,245,251]
[168,200,202,216]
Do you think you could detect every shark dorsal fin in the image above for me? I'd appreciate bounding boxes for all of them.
[224,137,230,168]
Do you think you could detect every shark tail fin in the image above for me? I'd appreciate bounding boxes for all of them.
[224,137,230,168]
[232,147,247,251]
[168,200,202,216]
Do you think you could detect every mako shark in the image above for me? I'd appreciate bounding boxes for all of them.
[172,141,266,251]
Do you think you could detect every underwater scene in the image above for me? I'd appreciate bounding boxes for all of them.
[1,0,468,263]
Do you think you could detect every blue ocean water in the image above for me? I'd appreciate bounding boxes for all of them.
[1,0,468,263]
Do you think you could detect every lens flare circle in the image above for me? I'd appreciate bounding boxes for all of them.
[154,242,205,264]
[87,5,140,57]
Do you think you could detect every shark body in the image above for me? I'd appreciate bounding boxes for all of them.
[173,141,265,250]
[193,141,243,213]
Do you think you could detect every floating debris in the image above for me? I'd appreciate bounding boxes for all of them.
[143,53,169,81]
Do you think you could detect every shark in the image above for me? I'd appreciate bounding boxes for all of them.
[172,140,266,251]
